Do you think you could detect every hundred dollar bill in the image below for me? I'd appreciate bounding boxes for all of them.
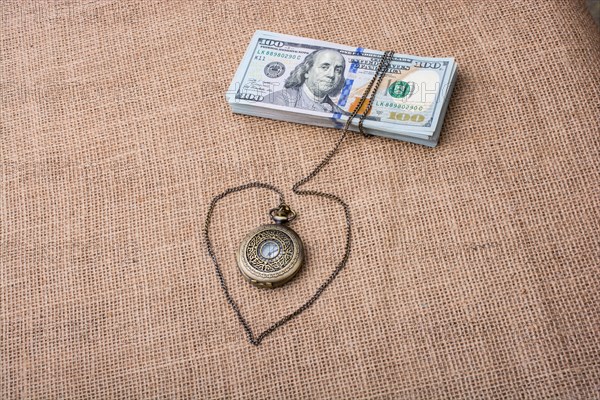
[226,30,458,146]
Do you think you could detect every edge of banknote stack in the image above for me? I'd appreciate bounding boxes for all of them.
[226,30,458,147]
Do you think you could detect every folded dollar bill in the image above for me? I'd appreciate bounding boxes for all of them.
[226,30,458,147]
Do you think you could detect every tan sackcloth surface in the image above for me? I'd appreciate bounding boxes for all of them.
[1,0,599,398]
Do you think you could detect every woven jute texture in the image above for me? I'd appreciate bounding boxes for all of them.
[2,1,599,398]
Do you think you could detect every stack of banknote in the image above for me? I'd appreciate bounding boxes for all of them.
[226,30,458,147]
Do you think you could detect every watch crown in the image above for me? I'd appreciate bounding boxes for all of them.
[269,203,297,224]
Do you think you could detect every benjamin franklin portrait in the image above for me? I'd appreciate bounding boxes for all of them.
[262,49,346,114]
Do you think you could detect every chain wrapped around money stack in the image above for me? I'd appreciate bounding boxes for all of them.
[226,30,458,147]
[204,50,395,346]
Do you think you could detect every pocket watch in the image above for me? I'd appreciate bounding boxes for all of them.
[236,204,304,288]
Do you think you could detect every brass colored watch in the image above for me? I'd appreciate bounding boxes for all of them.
[236,204,304,288]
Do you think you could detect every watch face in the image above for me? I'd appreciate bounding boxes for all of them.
[259,240,280,260]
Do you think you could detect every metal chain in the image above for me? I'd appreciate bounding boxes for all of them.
[203,50,395,346]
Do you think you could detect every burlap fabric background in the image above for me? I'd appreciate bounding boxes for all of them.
[2,1,599,398]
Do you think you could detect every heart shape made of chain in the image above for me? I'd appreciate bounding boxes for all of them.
[203,178,352,346]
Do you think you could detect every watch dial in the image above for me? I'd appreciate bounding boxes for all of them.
[259,240,280,260]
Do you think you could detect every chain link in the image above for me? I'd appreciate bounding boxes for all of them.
[203,50,395,346]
